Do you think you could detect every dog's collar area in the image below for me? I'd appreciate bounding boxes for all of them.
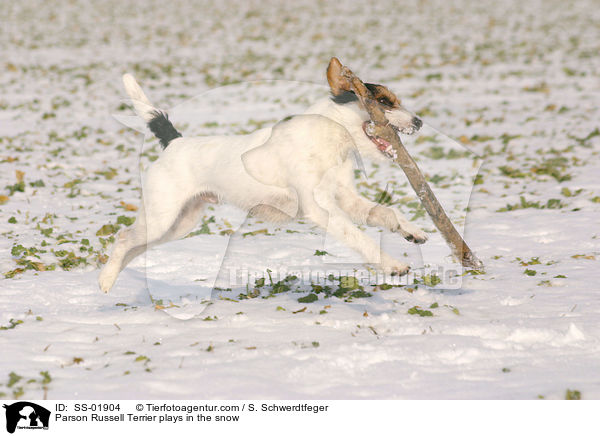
[362,121,398,160]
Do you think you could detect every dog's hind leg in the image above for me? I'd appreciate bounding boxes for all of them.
[98,205,152,293]
[164,193,215,241]
[117,195,209,270]
[99,197,210,293]
[98,169,206,293]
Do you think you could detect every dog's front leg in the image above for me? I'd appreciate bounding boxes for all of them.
[367,205,428,244]
[302,191,410,276]
[335,185,428,243]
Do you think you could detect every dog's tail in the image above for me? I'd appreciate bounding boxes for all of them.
[122,73,182,149]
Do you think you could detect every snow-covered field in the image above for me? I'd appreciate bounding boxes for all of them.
[1,0,599,399]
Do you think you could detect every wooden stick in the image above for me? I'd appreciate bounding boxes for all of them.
[327,58,483,270]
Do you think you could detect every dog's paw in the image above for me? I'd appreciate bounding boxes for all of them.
[397,223,428,244]
[381,257,410,276]
[98,267,117,294]
[389,264,410,276]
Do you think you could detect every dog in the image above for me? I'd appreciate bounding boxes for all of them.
[98,68,427,293]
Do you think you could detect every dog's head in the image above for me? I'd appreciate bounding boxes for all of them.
[327,58,422,159]
[361,82,422,135]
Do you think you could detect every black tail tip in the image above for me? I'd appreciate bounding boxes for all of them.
[147,110,182,149]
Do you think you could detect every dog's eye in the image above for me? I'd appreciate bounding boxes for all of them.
[378,98,391,106]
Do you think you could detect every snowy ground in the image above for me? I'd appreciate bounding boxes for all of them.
[1,0,599,399]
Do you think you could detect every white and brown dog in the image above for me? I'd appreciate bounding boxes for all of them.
[99,66,427,293]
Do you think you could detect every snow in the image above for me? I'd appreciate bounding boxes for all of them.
[1,0,599,400]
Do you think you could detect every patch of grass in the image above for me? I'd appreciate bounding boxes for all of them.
[95,168,118,180]
[498,165,527,179]
[530,157,572,182]
[96,223,120,236]
[116,215,135,226]
[421,274,442,287]
[242,228,272,237]
[5,181,25,195]
[565,389,581,400]
[571,254,595,260]
[407,306,433,317]
[55,251,89,270]
[4,370,52,399]
[331,276,372,300]
[422,146,470,160]
[560,187,582,198]
[569,128,599,148]
[446,305,460,315]
[0,319,24,330]
[7,372,22,388]
[186,216,216,236]
[5,244,60,277]
[518,257,541,266]
[298,293,318,303]
[497,196,566,212]
[270,274,298,295]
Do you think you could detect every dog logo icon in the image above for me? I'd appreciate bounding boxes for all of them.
[3,402,50,433]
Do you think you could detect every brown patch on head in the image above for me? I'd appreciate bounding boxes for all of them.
[327,57,352,95]
[365,83,401,108]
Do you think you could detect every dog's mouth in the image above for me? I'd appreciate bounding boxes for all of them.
[362,121,399,160]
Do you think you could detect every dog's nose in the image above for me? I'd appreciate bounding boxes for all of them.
[412,117,423,129]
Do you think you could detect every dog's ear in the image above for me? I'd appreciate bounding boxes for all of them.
[327,57,352,95]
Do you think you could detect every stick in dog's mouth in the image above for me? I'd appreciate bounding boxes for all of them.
[362,120,399,160]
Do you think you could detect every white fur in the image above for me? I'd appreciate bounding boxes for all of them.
[98,76,427,293]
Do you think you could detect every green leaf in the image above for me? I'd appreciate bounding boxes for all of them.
[349,290,372,299]
[407,306,433,317]
[96,223,120,236]
[116,215,135,226]
[339,276,359,290]
[7,372,22,388]
[298,293,318,303]
[40,371,52,385]
[422,274,442,287]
